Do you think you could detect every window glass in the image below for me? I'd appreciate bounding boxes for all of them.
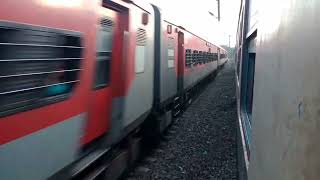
[135,28,147,73]
[135,45,146,73]
[185,49,192,67]
[167,37,175,68]
[245,53,255,121]
[94,18,113,88]
[168,49,175,68]
[193,50,198,65]
[0,22,82,117]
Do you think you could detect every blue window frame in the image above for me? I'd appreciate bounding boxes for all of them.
[240,33,256,158]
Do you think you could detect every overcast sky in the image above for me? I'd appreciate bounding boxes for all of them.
[147,0,241,47]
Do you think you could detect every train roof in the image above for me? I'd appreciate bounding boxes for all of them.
[106,0,154,14]
[108,2,227,53]
[163,19,226,52]
[151,4,226,52]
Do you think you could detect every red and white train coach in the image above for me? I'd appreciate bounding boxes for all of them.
[0,0,227,179]
[0,0,96,179]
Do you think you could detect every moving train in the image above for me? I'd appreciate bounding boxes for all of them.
[0,0,227,179]
[236,0,320,179]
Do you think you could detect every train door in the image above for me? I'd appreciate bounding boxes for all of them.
[177,31,184,94]
[82,7,120,145]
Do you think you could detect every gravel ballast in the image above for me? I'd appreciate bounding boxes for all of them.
[125,61,238,180]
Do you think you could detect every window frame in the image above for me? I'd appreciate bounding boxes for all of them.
[135,28,147,74]
[0,21,83,117]
[94,18,114,89]
[167,37,175,69]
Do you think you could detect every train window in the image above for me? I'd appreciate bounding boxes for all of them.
[167,37,175,68]
[199,51,203,64]
[213,53,218,61]
[240,34,256,153]
[205,52,207,63]
[135,28,147,73]
[239,52,255,154]
[206,53,208,63]
[192,50,198,65]
[243,36,256,120]
[168,49,174,68]
[185,49,192,67]
[95,18,113,88]
[202,52,205,64]
[202,52,206,64]
[0,21,82,117]
[245,53,255,117]
[202,52,207,64]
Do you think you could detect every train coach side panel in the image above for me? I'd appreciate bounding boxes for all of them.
[0,0,98,179]
[182,32,218,91]
[183,61,217,91]
[109,3,155,141]
[248,0,320,179]
[219,50,228,66]
[122,15,154,127]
